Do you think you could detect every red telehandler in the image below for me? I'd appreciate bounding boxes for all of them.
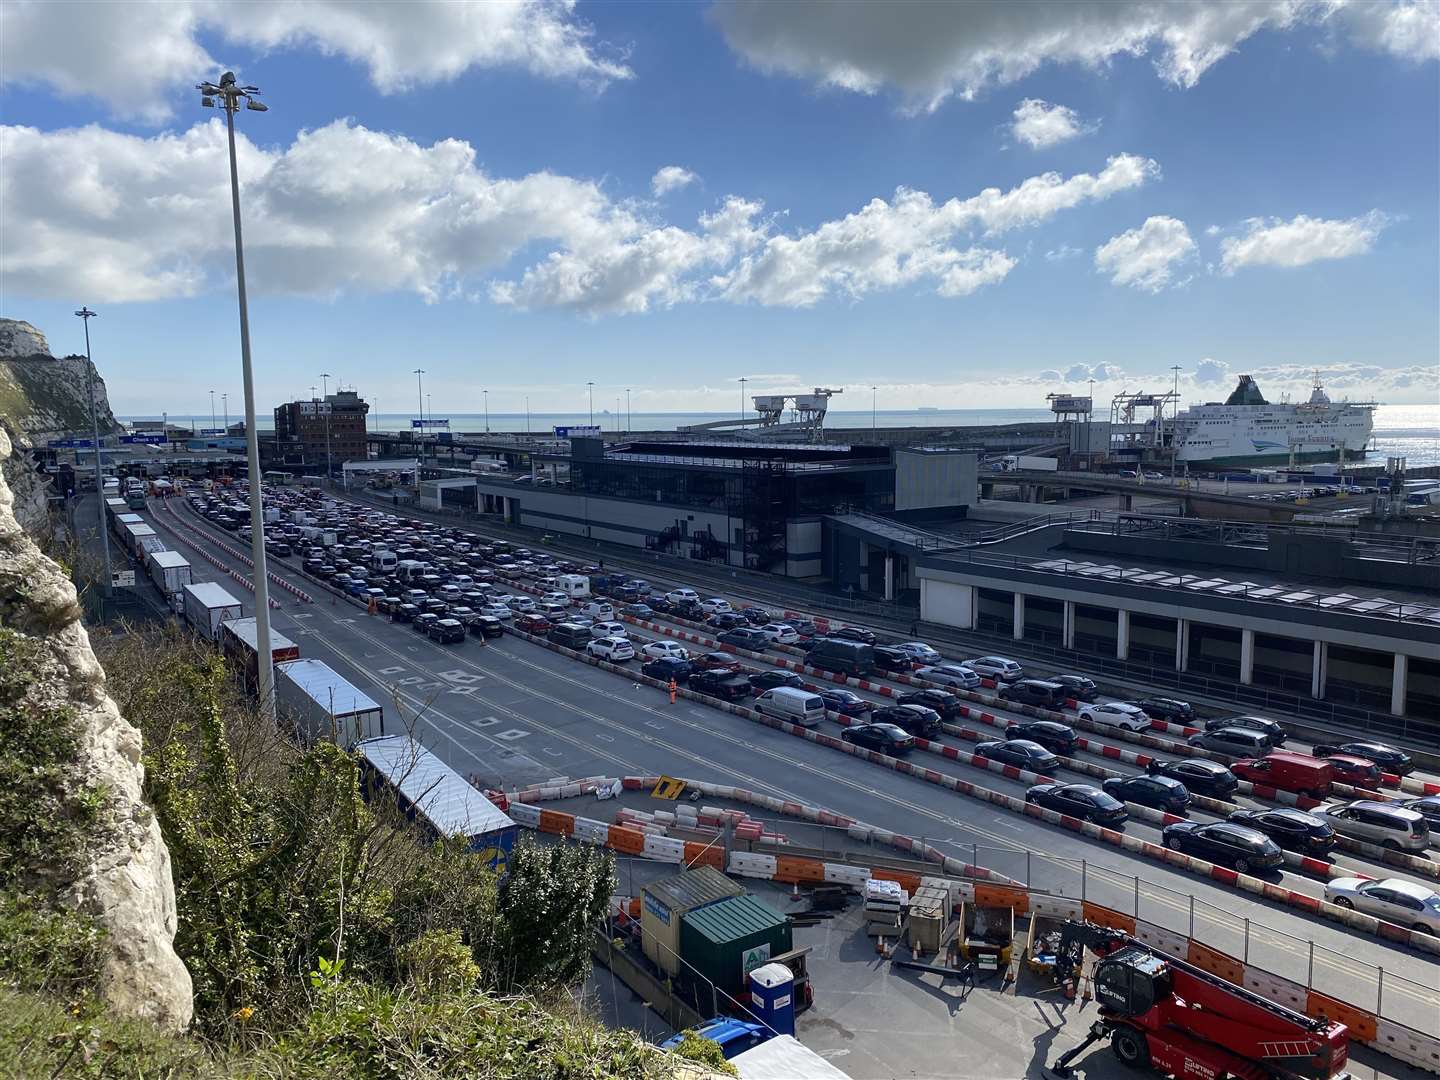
[1047,922,1350,1080]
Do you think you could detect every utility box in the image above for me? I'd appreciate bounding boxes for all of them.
[747,963,795,1037]
[641,865,742,977]
[680,894,792,1009]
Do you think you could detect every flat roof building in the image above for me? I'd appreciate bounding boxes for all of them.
[274,390,370,475]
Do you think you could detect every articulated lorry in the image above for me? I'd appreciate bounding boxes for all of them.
[220,617,300,690]
[275,658,384,746]
[182,582,243,641]
[998,455,1059,472]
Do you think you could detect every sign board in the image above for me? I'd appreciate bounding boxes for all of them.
[120,434,168,445]
[741,943,771,976]
[198,428,226,437]
[651,776,686,800]
[298,401,332,416]
[112,570,136,588]
[47,438,95,449]
[1049,396,1092,413]
[411,418,450,429]
[554,425,601,439]
[643,892,672,926]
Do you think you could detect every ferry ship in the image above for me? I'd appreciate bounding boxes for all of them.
[1170,375,1374,467]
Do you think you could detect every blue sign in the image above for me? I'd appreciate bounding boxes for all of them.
[47,438,95,449]
[120,434,168,445]
[411,418,450,429]
[553,425,601,439]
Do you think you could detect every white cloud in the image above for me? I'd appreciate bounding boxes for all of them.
[1218,211,1390,273]
[0,0,630,123]
[1011,99,1093,149]
[1094,215,1196,292]
[1045,244,1083,262]
[1193,357,1231,384]
[651,166,698,197]
[712,1,1438,110]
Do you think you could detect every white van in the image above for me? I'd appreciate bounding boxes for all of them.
[753,687,827,728]
[371,549,398,573]
[557,574,591,598]
[584,600,614,620]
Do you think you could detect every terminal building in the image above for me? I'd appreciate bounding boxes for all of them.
[273,390,370,474]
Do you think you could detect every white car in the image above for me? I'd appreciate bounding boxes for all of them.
[541,591,571,607]
[481,603,512,620]
[758,623,799,644]
[643,641,690,661]
[1079,701,1152,733]
[665,588,699,606]
[917,664,981,690]
[587,636,635,662]
[510,596,537,613]
[700,597,732,614]
[590,620,629,640]
[437,584,463,602]
[1325,877,1440,934]
[967,656,1024,681]
[896,642,942,664]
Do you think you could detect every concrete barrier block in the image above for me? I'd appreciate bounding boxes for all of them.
[642,834,686,863]
[1373,1019,1440,1074]
[507,802,541,827]
[1241,967,1307,1012]
[1028,894,1082,920]
[728,851,777,878]
[572,817,610,845]
[822,863,870,887]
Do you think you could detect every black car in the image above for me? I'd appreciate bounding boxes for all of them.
[740,606,773,625]
[871,703,941,738]
[1102,774,1192,812]
[975,739,1060,774]
[718,628,770,651]
[1135,697,1196,724]
[871,646,916,674]
[1004,720,1078,755]
[688,670,753,702]
[413,612,439,635]
[1401,797,1440,829]
[267,541,293,557]
[896,689,964,719]
[644,595,674,614]
[392,603,419,624]
[1051,674,1098,702]
[816,688,872,717]
[1228,808,1336,854]
[674,601,705,621]
[707,612,748,631]
[1312,741,1413,775]
[375,595,403,615]
[830,625,877,645]
[748,670,806,693]
[621,603,655,619]
[1204,715,1287,747]
[642,656,693,683]
[841,723,915,755]
[790,620,820,638]
[997,679,1067,708]
[1026,783,1128,825]
[427,618,466,644]
[1146,758,1239,798]
[469,615,504,639]
[1162,822,1283,874]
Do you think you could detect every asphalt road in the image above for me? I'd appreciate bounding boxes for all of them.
[128,492,1439,1036]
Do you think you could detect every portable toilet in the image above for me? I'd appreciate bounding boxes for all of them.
[747,963,795,1037]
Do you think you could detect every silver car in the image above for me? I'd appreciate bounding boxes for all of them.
[1316,801,1430,852]
[968,655,1024,680]
[917,663,980,690]
[1325,877,1440,934]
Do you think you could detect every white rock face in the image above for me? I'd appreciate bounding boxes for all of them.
[0,317,51,358]
[0,426,193,1030]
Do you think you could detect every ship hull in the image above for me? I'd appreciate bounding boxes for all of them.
[1181,447,1371,469]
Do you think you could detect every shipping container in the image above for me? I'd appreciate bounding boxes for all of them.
[220,617,300,689]
[641,866,744,977]
[182,582,243,641]
[275,658,384,746]
[145,549,192,597]
[680,894,792,1009]
[353,735,515,871]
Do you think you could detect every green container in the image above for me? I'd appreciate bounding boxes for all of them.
[679,894,792,1005]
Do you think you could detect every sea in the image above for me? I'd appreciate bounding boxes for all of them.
[123,403,1440,468]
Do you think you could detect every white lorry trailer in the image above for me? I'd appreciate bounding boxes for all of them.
[146,549,193,597]
[275,658,385,746]
[182,582,243,641]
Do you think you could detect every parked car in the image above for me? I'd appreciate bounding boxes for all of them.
[470,615,504,639]
[1228,808,1336,854]
[1079,701,1152,733]
[699,597,733,615]
[1321,754,1384,788]
[391,602,418,624]
[481,602,512,620]
[871,703,941,738]
[1316,800,1430,852]
[1026,783,1128,825]
[427,618,466,644]
[590,620,629,640]
[894,642,943,665]
[829,625,877,645]
[1189,727,1276,757]
[789,620,820,639]
[1204,715,1287,746]
[896,688,964,719]
[642,641,689,661]
[621,603,655,619]
[757,623,799,644]
[707,612,748,631]
[718,627,770,651]
[872,646,918,674]
[1050,674,1098,702]
[1163,822,1283,874]
[587,637,635,662]
[665,587,700,607]
[1004,720,1078,755]
[548,623,594,650]
[687,669,753,702]
[514,613,553,634]
[805,638,875,677]
[691,652,742,673]
[998,679,1067,708]
[748,670,806,693]
[1400,797,1440,830]
[975,739,1060,774]
[916,664,981,690]
[740,606,773,626]
[642,656,692,683]
[412,612,439,636]
[1133,697,1197,724]
[1312,741,1413,776]
[967,656,1024,681]
[816,688,873,717]
[1230,752,1334,798]
[1103,774,1191,812]
[841,723,915,755]
[1324,878,1440,934]
[1145,758,1240,799]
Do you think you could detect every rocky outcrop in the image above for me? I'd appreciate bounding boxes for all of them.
[0,317,120,446]
[0,426,193,1030]
[0,318,50,359]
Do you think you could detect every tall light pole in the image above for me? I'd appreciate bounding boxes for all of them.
[626,388,631,432]
[525,395,531,434]
[483,389,489,433]
[210,389,216,434]
[74,307,113,598]
[587,381,595,427]
[320,371,333,478]
[222,393,229,432]
[740,377,748,424]
[196,70,276,720]
[871,386,877,433]
[413,368,425,426]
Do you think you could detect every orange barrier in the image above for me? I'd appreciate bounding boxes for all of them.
[1185,941,1245,985]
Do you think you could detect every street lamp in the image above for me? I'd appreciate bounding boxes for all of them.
[320,371,333,477]
[222,393,229,432]
[209,389,216,434]
[483,389,489,433]
[195,69,276,721]
[413,368,425,426]
[587,381,595,427]
[626,387,631,432]
[740,377,748,424]
[871,386,877,433]
[74,307,113,598]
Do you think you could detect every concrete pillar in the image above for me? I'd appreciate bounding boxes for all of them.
[1062,600,1076,650]
[1311,640,1328,700]
[1239,628,1255,685]
[1176,618,1189,672]
[1392,653,1409,717]
[883,553,894,603]
[1013,592,1025,640]
[1116,609,1130,661]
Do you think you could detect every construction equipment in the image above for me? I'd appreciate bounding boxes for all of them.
[1047,921,1349,1080]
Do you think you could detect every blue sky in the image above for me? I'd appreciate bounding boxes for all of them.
[2,1,1437,417]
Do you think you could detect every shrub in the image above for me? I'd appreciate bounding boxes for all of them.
[667,1030,740,1076]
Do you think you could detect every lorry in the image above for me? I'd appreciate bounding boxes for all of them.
[1047,921,1348,1079]
[125,488,148,509]
[182,582,243,641]
[122,521,166,557]
[998,455,1059,472]
[275,658,384,746]
[145,549,193,598]
[220,617,301,690]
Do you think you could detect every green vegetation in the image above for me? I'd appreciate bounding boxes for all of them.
[667,1031,740,1076]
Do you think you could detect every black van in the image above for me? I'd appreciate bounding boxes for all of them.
[807,638,875,677]
[998,679,1067,708]
[548,622,594,650]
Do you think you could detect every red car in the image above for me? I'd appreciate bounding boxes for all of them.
[1323,754,1383,788]
[691,651,742,673]
[514,613,553,634]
